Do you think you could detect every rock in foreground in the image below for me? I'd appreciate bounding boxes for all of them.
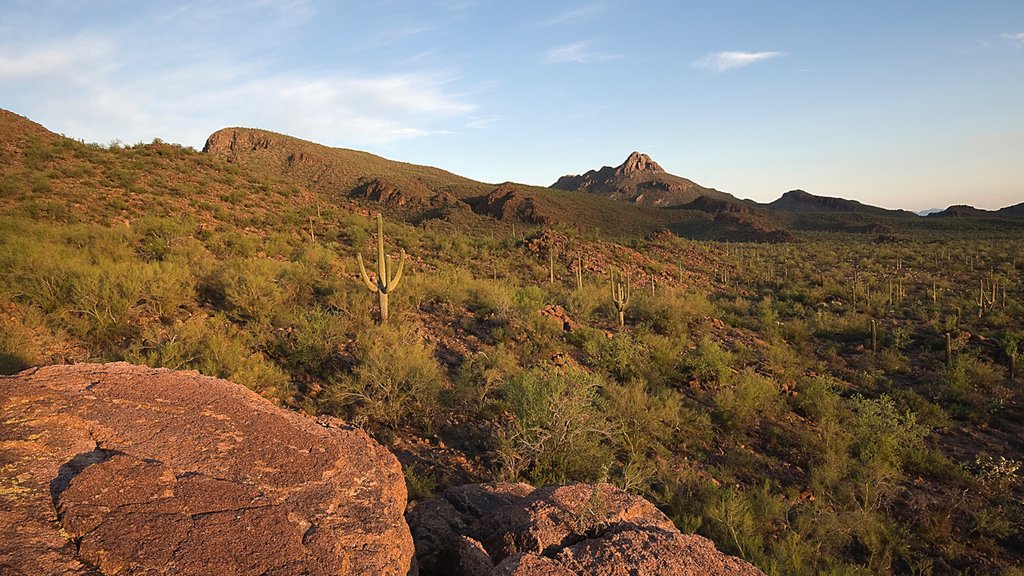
[408,482,764,576]
[0,363,413,576]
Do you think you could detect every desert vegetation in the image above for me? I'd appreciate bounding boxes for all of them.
[1,113,1022,574]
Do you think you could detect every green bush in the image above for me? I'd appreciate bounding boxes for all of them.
[683,337,732,385]
[324,322,443,429]
[494,365,614,484]
[715,369,784,435]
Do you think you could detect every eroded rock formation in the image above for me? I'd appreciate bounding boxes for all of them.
[0,363,413,576]
[408,482,764,576]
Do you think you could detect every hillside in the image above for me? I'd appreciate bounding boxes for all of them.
[767,189,916,217]
[552,151,735,207]
[999,202,1024,217]
[202,126,794,241]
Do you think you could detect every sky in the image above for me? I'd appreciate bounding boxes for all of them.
[1,1,1022,211]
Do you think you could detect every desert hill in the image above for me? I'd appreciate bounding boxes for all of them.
[201,126,791,241]
[767,189,916,217]
[552,151,735,207]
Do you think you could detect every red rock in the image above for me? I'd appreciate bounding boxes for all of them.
[410,482,763,576]
[557,523,763,576]
[0,363,413,576]
[492,553,577,576]
[408,482,532,575]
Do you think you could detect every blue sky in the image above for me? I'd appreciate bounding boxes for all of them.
[1,1,1022,210]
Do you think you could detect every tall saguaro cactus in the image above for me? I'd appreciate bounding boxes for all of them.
[610,268,631,328]
[357,213,406,324]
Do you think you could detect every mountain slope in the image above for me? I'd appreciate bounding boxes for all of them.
[997,202,1024,217]
[202,128,792,241]
[767,189,915,217]
[551,151,735,207]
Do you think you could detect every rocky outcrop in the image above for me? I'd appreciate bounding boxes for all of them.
[0,363,413,576]
[202,128,274,158]
[408,482,764,576]
[614,151,664,176]
[474,184,548,224]
[352,177,461,211]
[551,152,733,208]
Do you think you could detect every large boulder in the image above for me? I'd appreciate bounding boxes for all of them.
[408,482,764,576]
[0,363,414,575]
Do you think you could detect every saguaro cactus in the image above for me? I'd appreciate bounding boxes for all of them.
[870,319,878,354]
[575,254,583,291]
[357,213,406,324]
[610,268,631,328]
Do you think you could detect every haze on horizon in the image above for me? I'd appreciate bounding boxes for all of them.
[1,1,1022,212]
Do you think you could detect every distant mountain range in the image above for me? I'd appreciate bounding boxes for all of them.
[552,151,1022,220]
[2,106,1021,242]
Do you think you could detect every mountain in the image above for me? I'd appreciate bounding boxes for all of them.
[927,204,993,218]
[767,189,915,217]
[203,128,792,241]
[551,151,735,207]
[997,202,1024,217]
[916,208,945,216]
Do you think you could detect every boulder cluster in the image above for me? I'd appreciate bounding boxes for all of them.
[0,363,761,576]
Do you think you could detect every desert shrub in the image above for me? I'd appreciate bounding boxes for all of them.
[273,306,351,379]
[636,332,686,388]
[126,314,292,400]
[452,347,520,415]
[715,369,785,435]
[603,378,686,493]
[848,394,928,475]
[790,375,839,420]
[683,337,732,385]
[213,258,301,327]
[938,353,1011,423]
[564,284,604,324]
[133,216,192,261]
[137,261,195,322]
[468,278,517,325]
[581,331,649,382]
[631,287,705,338]
[404,464,440,501]
[494,365,614,484]
[324,322,443,430]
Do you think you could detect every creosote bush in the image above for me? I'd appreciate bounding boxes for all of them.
[324,321,443,430]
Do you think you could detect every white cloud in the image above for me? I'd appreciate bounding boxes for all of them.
[0,34,115,77]
[536,3,610,27]
[692,51,784,72]
[1003,32,1024,46]
[0,34,477,148]
[543,40,621,64]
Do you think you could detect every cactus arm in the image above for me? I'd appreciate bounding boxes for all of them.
[386,250,406,293]
[376,214,387,283]
[357,253,379,293]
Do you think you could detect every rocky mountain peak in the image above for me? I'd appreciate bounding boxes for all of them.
[615,151,664,176]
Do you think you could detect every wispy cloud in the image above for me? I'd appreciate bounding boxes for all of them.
[536,3,610,27]
[0,34,477,148]
[692,51,784,72]
[0,34,115,77]
[543,40,621,64]
[1003,32,1024,47]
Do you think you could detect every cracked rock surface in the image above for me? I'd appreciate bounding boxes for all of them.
[0,362,413,575]
[408,482,764,576]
